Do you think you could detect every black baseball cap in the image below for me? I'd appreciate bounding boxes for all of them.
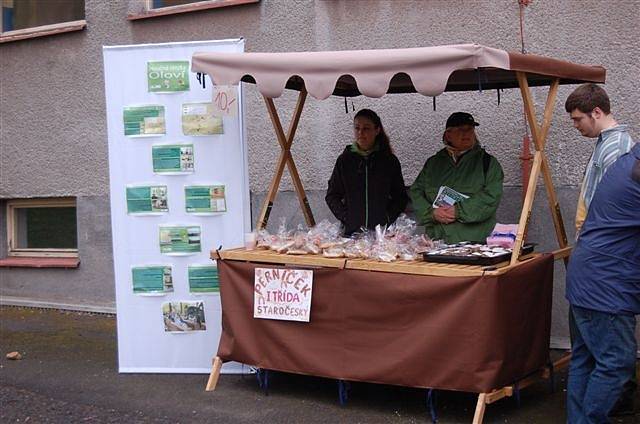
[445,112,480,129]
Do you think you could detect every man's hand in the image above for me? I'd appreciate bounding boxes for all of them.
[433,206,456,224]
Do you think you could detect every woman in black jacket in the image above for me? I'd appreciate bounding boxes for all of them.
[325,109,409,236]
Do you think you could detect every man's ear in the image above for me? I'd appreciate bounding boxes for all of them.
[591,107,604,119]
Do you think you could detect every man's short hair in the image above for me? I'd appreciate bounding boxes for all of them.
[565,83,611,114]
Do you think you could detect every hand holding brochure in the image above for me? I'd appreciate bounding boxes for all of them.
[432,186,469,208]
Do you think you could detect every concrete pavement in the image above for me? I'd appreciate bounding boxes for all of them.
[1,306,637,423]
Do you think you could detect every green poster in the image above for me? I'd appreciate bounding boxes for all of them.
[188,265,219,293]
[132,266,173,294]
[159,225,201,254]
[185,185,226,213]
[147,61,190,93]
[123,105,165,136]
[182,102,223,136]
[126,186,168,213]
[152,144,194,173]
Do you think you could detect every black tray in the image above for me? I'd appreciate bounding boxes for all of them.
[422,243,535,266]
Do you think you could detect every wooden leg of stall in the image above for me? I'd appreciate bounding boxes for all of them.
[511,74,569,266]
[205,356,223,391]
[471,353,572,423]
[257,89,315,230]
[472,393,488,424]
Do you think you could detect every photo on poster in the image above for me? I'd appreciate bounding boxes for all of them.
[126,185,168,214]
[185,185,226,213]
[147,61,190,93]
[188,264,219,294]
[162,301,206,332]
[182,102,223,136]
[132,265,173,294]
[123,105,166,137]
[159,225,201,255]
[152,144,194,174]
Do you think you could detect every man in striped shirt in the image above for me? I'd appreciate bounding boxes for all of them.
[566,83,635,236]
[565,83,637,417]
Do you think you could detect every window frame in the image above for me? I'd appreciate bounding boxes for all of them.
[6,198,79,258]
[0,19,86,43]
[127,0,259,21]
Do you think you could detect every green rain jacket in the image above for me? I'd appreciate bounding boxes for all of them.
[409,144,504,243]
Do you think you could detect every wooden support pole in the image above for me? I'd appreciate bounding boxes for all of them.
[511,151,543,265]
[472,393,488,424]
[513,73,570,266]
[542,353,572,378]
[485,387,514,404]
[257,149,288,229]
[205,356,223,391]
[257,89,315,229]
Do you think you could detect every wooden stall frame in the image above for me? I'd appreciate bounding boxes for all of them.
[511,75,569,266]
[257,88,316,229]
[205,68,584,422]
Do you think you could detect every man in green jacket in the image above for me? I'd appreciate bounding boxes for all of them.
[409,112,504,243]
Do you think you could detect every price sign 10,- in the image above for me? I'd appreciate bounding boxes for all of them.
[212,85,238,117]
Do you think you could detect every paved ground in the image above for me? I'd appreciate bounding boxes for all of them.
[0,306,637,423]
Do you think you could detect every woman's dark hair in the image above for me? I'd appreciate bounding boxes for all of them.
[354,109,391,152]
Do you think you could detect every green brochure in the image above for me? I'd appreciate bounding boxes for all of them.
[147,61,190,93]
[123,105,165,136]
[126,185,168,213]
[159,225,201,254]
[185,185,226,213]
[188,265,219,293]
[132,266,173,294]
[152,144,194,173]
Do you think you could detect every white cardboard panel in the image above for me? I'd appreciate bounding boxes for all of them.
[103,39,249,374]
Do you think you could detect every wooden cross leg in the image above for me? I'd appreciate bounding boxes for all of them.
[256,89,315,230]
[510,74,569,266]
[205,356,223,391]
[471,354,572,423]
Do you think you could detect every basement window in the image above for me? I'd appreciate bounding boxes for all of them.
[6,198,78,258]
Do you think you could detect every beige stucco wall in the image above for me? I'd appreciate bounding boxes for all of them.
[0,1,638,344]
[1,0,638,198]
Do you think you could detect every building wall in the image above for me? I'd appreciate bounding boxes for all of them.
[1,0,639,344]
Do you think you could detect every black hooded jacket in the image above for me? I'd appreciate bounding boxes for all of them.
[325,144,409,236]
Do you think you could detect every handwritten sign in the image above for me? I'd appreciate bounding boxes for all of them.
[212,85,238,117]
[254,268,313,322]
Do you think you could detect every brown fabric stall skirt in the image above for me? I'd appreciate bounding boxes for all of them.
[217,254,554,393]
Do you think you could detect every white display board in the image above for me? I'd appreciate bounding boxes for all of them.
[103,39,249,373]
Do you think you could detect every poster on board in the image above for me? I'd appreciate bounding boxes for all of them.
[185,185,226,213]
[188,264,219,294]
[103,39,249,374]
[182,102,223,135]
[126,185,168,214]
[152,144,195,174]
[132,265,173,295]
[123,105,166,137]
[159,225,201,255]
[162,301,206,332]
[147,61,190,93]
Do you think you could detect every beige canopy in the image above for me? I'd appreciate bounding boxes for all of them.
[191,43,606,269]
[191,43,605,99]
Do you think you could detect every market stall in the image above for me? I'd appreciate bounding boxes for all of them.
[191,44,605,423]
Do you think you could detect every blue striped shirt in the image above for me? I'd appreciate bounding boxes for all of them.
[581,125,634,209]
